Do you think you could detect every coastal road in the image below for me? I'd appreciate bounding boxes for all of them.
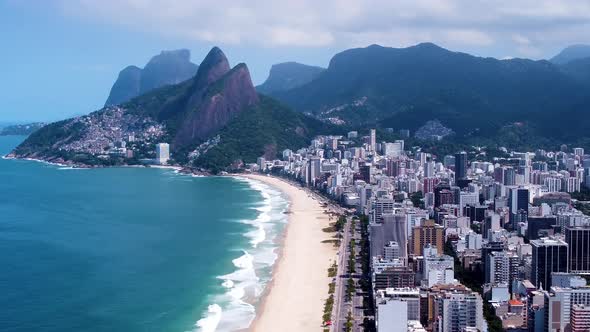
[332,216,352,332]
[332,216,366,332]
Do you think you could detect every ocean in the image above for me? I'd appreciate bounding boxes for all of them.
[0,136,289,332]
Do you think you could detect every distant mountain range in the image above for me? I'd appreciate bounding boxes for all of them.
[10,43,590,169]
[105,49,199,106]
[257,62,325,94]
[0,122,46,136]
[550,44,590,65]
[264,43,590,143]
[11,48,329,172]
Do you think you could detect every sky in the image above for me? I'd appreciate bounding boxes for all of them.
[1,0,590,123]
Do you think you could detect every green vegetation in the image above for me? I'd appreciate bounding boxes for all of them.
[410,191,425,209]
[322,294,334,324]
[335,215,347,232]
[12,120,85,157]
[0,122,45,136]
[194,96,336,173]
[574,202,590,216]
[323,261,337,326]
[273,43,590,148]
[328,261,338,278]
[345,277,356,302]
[571,187,590,201]
[345,310,353,332]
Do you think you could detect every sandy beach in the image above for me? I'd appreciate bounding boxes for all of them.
[240,174,337,332]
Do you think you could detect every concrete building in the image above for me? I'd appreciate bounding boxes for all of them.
[487,251,520,286]
[431,286,484,332]
[565,226,590,273]
[545,286,590,332]
[572,304,590,332]
[531,237,568,289]
[411,220,444,256]
[155,143,170,165]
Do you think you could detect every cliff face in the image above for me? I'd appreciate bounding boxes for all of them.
[170,48,258,148]
[139,49,198,94]
[105,49,198,106]
[104,66,142,106]
[257,62,325,94]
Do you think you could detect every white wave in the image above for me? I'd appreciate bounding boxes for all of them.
[221,279,234,288]
[195,304,222,332]
[246,224,266,248]
[195,176,290,332]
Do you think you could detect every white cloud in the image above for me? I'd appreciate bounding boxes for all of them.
[55,0,590,57]
[443,29,494,46]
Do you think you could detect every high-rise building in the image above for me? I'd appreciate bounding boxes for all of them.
[384,214,408,261]
[531,237,568,289]
[422,247,455,287]
[383,241,401,260]
[487,251,520,286]
[371,197,396,223]
[376,288,421,332]
[424,160,435,178]
[155,143,170,165]
[370,129,377,152]
[423,177,440,194]
[545,286,590,332]
[509,187,529,229]
[455,152,467,180]
[431,285,483,332]
[434,182,454,208]
[572,304,590,332]
[565,226,590,273]
[374,266,416,290]
[411,220,444,256]
[384,142,403,158]
[359,164,371,183]
[482,241,506,283]
[309,157,321,183]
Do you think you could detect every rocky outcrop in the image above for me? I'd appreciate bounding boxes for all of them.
[104,66,142,106]
[139,49,198,94]
[105,49,198,106]
[257,62,325,94]
[174,48,259,148]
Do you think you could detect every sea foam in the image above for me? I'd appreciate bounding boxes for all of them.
[195,177,288,332]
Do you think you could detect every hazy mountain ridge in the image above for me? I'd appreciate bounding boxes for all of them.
[270,43,588,140]
[0,122,46,136]
[257,62,325,94]
[104,49,199,106]
[550,44,590,64]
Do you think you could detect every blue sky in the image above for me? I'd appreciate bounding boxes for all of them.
[1,1,589,123]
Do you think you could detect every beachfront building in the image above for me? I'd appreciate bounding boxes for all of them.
[155,143,170,165]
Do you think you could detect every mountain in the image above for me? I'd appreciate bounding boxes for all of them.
[104,66,142,107]
[11,47,329,172]
[0,122,46,136]
[257,62,325,94]
[105,49,199,106]
[559,57,590,85]
[550,44,590,64]
[270,43,587,139]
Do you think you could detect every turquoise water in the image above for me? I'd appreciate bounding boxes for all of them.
[0,136,288,332]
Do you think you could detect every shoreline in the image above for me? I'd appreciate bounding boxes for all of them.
[237,173,337,332]
[4,151,338,331]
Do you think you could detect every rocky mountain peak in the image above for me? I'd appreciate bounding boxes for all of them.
[192,47,231,89]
